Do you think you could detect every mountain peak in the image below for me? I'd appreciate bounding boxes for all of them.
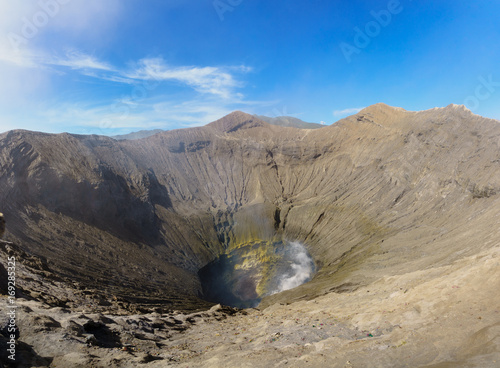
[358,103,406,115]
[445,103,468,109]
[443,103,472,113]
[207,111,268,133]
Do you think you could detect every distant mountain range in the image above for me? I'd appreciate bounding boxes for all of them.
[253,115,324,129]
[111,129,164,140]
[111,115,323,140]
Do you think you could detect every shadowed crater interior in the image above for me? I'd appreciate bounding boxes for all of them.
[198,240,316,308]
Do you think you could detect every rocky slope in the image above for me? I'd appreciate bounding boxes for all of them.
[1,103,500,366]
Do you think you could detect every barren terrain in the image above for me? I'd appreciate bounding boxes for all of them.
[1,103,500,367]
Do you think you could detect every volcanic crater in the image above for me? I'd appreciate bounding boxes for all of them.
[1,103,500,367]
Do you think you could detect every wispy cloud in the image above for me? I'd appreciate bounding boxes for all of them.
[49,50,113,71]
[0,47,249,101]
[0,48,258,134]
[126,57,245,98]
[333,107,364,117]
[0,49,112,72]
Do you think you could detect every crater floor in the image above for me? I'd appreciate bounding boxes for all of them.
[199,240,315,308]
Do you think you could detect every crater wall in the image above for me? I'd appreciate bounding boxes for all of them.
[1,105,500,310]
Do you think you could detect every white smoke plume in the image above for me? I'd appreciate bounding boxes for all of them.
[274,241,315,293]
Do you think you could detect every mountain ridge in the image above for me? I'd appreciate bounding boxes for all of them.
[102,113,321,142]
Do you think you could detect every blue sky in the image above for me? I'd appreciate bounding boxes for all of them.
[1,1,499,135]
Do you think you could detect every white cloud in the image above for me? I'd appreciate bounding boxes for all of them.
[49,50,113,71]
[0,49,248,102]
[0,49,247,98]
[0,48,112,72]
[126,57,243,99]
[333,107,364,117]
